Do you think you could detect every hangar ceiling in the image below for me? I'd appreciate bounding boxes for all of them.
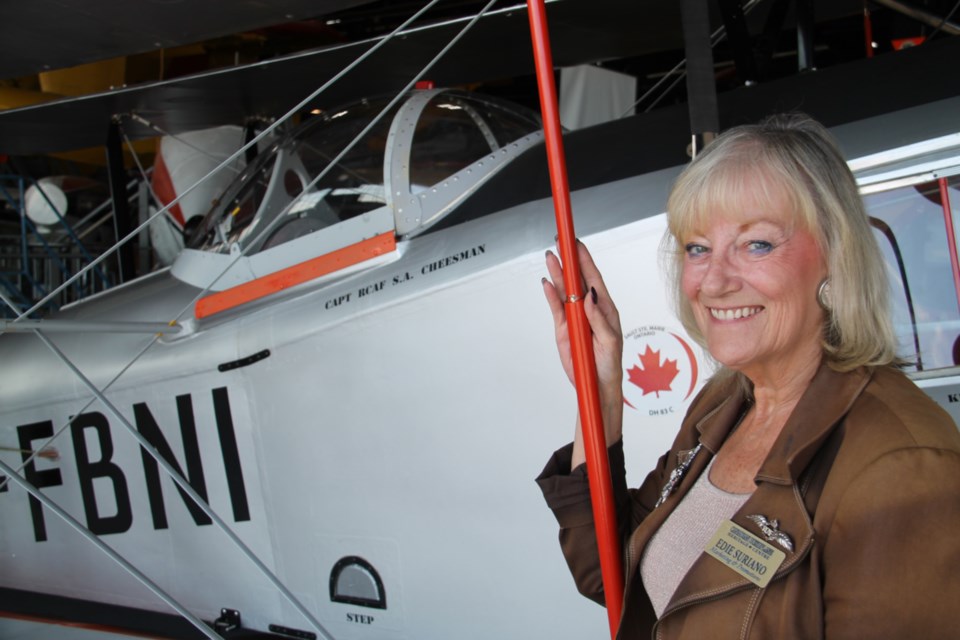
[0,0,374,81]
[0,0,953,156]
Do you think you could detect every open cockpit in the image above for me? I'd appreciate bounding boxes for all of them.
[169,89,542,319]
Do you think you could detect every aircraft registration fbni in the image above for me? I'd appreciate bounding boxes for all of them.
[1,387,250,542]
[705,520,786,589]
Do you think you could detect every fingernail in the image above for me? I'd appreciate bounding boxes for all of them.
[591,287,598,304]
[541,277,548,285]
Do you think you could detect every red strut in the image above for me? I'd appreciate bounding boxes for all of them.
[526,1,625,636]
[939,178,960,315]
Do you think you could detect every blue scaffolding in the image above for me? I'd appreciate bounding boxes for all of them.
[0,175,114,318]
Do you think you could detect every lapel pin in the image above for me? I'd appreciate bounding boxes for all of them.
[747,514,794,552]
[655,443,703,508]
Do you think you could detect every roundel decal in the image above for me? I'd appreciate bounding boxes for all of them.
[622,326,700,416]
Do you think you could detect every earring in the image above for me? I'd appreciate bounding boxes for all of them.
[817,278,832,312]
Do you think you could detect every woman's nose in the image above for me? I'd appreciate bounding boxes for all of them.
[698,252,740,296]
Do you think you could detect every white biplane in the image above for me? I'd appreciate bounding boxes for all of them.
[1,1,959,639]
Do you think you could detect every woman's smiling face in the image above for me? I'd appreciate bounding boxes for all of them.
[679,183,827,379]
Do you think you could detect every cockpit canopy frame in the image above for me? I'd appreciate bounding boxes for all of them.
[173,89,543,302]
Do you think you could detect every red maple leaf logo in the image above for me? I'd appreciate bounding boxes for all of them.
[627,346,679,398]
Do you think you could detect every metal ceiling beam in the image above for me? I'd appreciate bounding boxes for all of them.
[681,0,720,153]
[797,0,816,71]
[717,0,759,84]
[0,0,377,80]
[105,121,135,283]
[754,0,793,79]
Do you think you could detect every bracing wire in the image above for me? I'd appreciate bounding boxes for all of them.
[168,0,501,311]
[128,113,246,170]
[0,290,224,638]
[16,0,505,492]
[0,324,163,492]
[14,0,450,322]
[1,1,502,637]
[0,458,225,640]
[927,0,960,40]
[32,328,337,640]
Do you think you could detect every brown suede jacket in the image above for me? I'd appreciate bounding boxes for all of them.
[537,365,960,639]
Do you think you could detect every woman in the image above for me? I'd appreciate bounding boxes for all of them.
[537,114,960,638]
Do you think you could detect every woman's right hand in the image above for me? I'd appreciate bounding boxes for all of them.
[542,241,624,461]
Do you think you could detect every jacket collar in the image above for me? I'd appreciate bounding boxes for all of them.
[691,363,873,483]
[756,364,872,484]
[692,375,748,454]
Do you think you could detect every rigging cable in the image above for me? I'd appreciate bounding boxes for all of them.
[32,327,334,640]
[1,1,502,638]
[927,0,960,39]
[13,0,448,322]
[0,457,225,640]
[127,113,245,171]
[166,0,501,306]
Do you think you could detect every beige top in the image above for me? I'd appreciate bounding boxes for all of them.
[640,457,752,618]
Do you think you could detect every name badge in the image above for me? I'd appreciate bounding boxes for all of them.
[705,520,786,589]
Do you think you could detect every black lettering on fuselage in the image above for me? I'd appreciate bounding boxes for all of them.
[71,411,132,535]
[7,388,250,542]
[132,388,249,527]
[135,394,212,528]
[347,614,375,624]
[212,387,250,522]
[17,420,64,542]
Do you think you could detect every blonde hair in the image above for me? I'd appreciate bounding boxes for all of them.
[664,113,898,373]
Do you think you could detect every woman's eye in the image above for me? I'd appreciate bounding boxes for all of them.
[746,240,774,254]
[685,243,708,257]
